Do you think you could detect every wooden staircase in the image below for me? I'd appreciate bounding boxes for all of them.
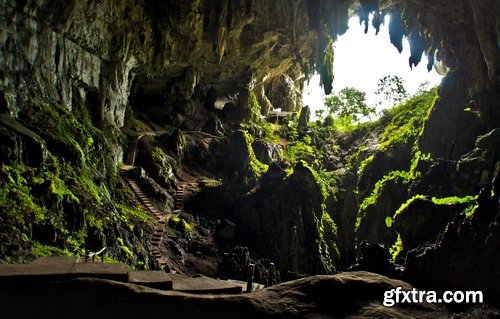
[121,170,172,270]
[174,184,185,212]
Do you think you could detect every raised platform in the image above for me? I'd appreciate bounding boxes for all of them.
[170,274,242,294]
[128,271,172,290]
[0,257,128,283]
[0,257,243,294]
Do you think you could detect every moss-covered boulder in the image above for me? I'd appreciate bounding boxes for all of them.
[230,162,338,275]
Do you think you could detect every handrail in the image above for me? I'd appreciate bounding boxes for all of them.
[85,247,106,262]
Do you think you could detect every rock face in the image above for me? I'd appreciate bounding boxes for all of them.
[403,179,500,305]
[231,162,336,275]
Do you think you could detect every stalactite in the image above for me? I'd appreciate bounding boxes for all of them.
[318,37,334,95]
[389,11,404,53]
[359,0,379,34]
[408,32,425,69]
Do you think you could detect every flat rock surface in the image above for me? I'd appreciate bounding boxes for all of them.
[170,274,242,294]
[0,257,128,282]
[128,271,173,290]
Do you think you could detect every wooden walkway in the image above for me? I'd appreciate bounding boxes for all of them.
[121,170,174,270]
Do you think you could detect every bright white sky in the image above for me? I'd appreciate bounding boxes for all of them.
[303,15,444,118]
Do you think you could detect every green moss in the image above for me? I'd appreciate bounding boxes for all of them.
[385,216,393,228]
[378,88,438,151]
[242,130,269,177]
[393,194,477,218]
[117,237,134,259]
[261,122,281,143]
[464,204,478,218]
[116,203,155,227]
[394,194,426,217]
[245,89,262,124]
[360,170,413,212]
[430,195,477,206]
[168,215,193,237]
[355,170,413,233]
[357,154,374,176]
[32,242,71,257]
[200,178,223,188]
[389,234,403,262]
[0,165,45,230]
[284,135,315,165]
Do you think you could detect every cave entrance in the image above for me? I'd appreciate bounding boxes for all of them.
[304,15,445,121]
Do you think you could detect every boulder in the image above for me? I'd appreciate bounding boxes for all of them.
[230,162,335,275]
[251,140,281,165]
[297,105,311,129]
[0,114,47,166]
[393,196,467,257]
[348,241,400,278]
[357,177,408,249]
[403,183,500,306]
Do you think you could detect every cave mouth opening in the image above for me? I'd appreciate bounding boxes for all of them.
[304,14,445,121]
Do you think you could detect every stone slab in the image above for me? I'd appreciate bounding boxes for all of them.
[170,274,242,294]
[226,279,265,292]
[128,271,173,290]
[0,257,128,283]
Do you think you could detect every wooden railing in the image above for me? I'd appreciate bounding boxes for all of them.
[85,247,106,262]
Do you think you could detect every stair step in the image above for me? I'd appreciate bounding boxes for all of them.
[158,258,169,265]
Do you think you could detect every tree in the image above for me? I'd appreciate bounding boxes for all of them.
[324,87,375,123]
[374,75,408,109]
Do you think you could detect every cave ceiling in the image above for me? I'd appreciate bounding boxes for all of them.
[0,0,498,122]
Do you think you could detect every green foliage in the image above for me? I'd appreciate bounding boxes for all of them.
[360,170,413,212]
[378,88,438,151]
[0,165,45,231]
[246,89,262,124]
[260,122,281,143]
[117,237,134,259]
[430,195,477,206]
[389,234,403,262]
[242,130,269,177]
[385,216,393,228]
[394,195,426,217]
[116,203,155,228]
[200,178,224,188]
[393,194,477,218]
[324,87,376,124]
[168,215,193,237]
[357,154,374,176]
[284,136,315,165]
[32,242,71,257]
[374,74,408,109]
[464,204,478,218]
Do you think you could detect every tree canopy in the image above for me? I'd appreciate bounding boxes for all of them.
[324,87,376,123]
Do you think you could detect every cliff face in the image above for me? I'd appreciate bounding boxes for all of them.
[0,0,499,303]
